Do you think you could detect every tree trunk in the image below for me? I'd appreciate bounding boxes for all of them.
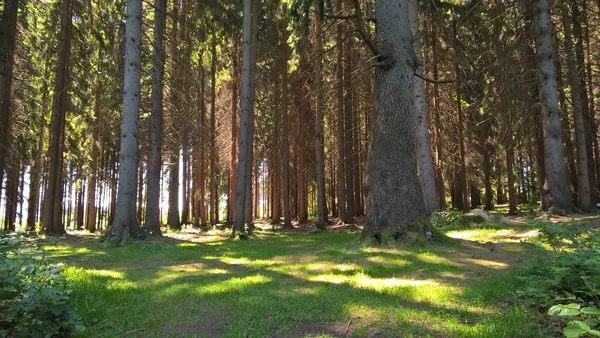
[562,5,591,211]
[431,19,446,209]
[0,0,19,202]
[335,3,352,224]
[42,0,72,236]
[532,0,576,213]
[363,0,428,241]
[280,9,292,229]
[314,14,327,229]
[105,0,144,244]
[144,0,165,233]
[229,37,240,224]
[453,15,469,212]
[408,0,439,213]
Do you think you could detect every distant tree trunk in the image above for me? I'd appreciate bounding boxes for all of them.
[229,37,240,224]
[86,81,101,233]
[0,0,19,201]
[408,0,439,213]
[343,29,355,221]
[167,0,181,230]
[562,6,591,211]
[297,39,309,224]
[144,0,165,234]
[42,0,72,236]
[105,0,144,244]
[335,4,352,224]
[571,0,597,204]
[280,9,292,229]
[483,145,493,210]
[532,0,576,213]
[363,0,429,241]
[271,65,281,224]
[209,37,218,226]
[198,56,208,227]
[314,14,327,229]
[431,19,446,209]
[506,137,518,214]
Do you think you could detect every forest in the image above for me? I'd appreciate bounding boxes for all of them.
[2,0,600,336]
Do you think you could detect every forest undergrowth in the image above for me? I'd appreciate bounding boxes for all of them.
[32,209,600,337]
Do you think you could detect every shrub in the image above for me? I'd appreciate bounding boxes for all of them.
[0,234,84,337]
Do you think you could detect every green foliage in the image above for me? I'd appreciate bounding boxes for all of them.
[548,304,600,337]
[517,222,600,309]
[430,210,486,230]
[0,235,84,337]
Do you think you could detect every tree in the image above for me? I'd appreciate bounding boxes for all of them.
[562,5,591,212]
[408,0,439,213]
[362,0,429,241]
[144,0,167,235]
[314,12,327,229]
[105,0,144,244]
[233,0,258,236]
[532,0,576,213]
[42,0,73,236]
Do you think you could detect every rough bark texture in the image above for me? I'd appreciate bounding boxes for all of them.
[144,0,166,234]
[363,0,428,241]
[532,0,576,213]
[106,0,144,244]
[408,0,439,213]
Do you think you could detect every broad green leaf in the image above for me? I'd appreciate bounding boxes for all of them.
[564,321,591,338]
[549,304,581,317]
[581,307,600,316]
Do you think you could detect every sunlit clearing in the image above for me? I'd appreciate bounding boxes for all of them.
[447,229,538,243]
[88,269,125,279]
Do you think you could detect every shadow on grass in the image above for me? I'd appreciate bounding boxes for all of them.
[44,231,542,338]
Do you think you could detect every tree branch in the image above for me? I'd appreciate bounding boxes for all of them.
[414,72,455,84]
[352,0,379,56]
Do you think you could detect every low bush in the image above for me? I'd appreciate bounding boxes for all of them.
[517,222,600,337]
[0,234,84,337]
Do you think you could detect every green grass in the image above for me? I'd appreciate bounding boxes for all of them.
[44,228,545,337]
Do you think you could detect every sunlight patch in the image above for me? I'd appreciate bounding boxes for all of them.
[461,258,508,269]
[200,275,272,294]
[165,263,207,272]
[353,274,438,289]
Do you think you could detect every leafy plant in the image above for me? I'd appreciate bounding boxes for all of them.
[0,234,84,337]
[548,303,600,338]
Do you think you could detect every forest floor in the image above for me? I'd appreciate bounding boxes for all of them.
[43,211,599,337]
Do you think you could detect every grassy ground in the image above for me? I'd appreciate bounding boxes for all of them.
[43,219,548,338]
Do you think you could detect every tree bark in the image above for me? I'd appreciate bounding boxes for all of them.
[314,14,327,229]
[408,0,439,213]
[280,8,292,229]
[363,0,428,241]
[105,0,144,244]
[562,5,591,211]
[532,0,576,213]
[42,0,72,236]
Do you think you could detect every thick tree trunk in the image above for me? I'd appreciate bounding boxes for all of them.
[210,38,218,226]
[105,0,144,244]
[408,0,439,213]
[42,0,72,236]
[532,0,576,213]
[343,31,355,221]
[363,0,429,242]
[562,6,591,211]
